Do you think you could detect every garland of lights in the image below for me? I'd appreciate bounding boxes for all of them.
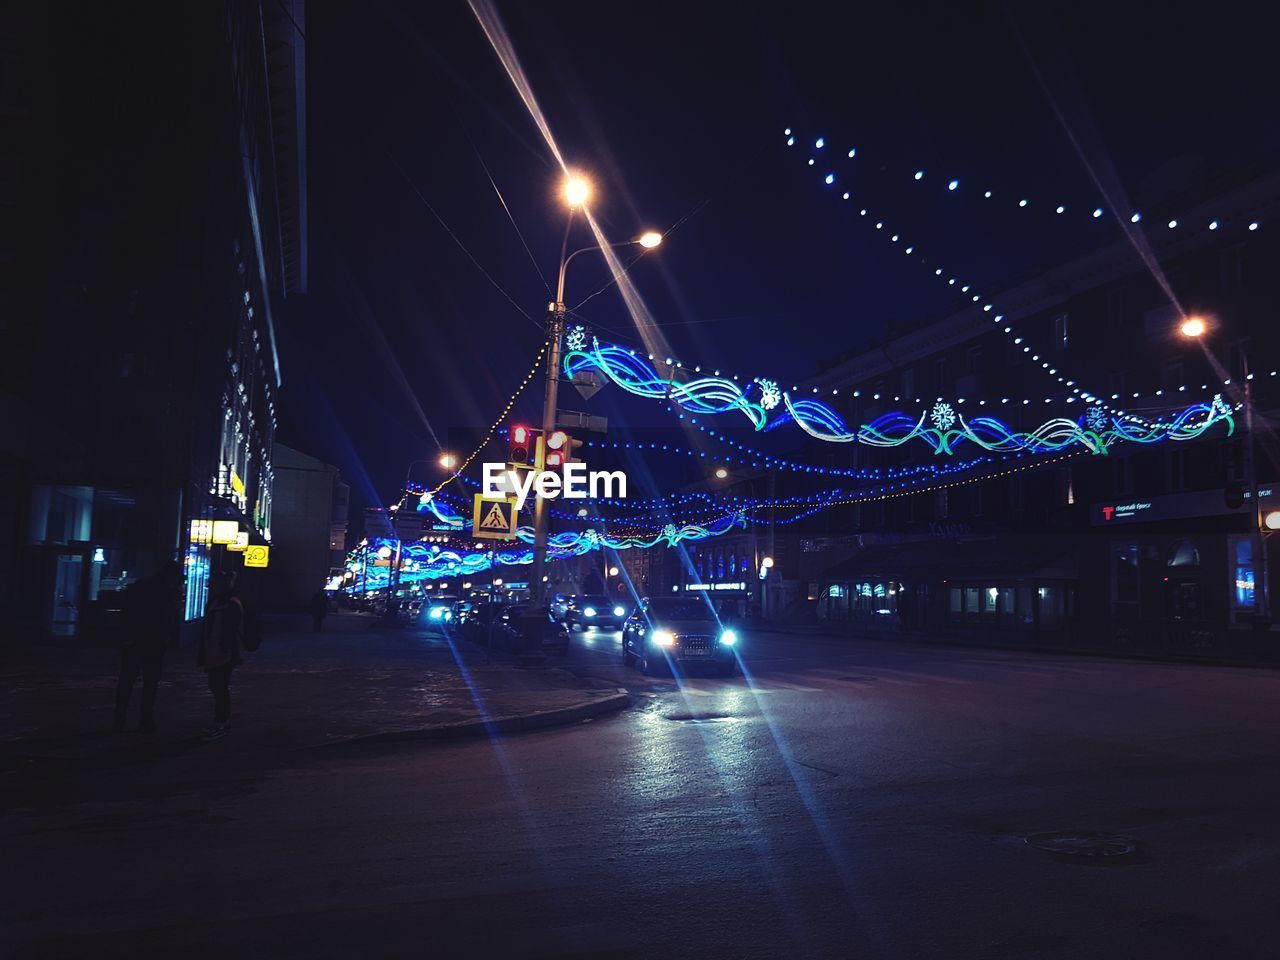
[344,509,748,585]
[564,335,1236,454]
[784,393,1235,453]
[791,128,1265,235]
[414,338,549,499]
[785,128,1271,425]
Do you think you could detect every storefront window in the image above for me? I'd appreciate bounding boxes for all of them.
[1233,538,1255,611]
[1039,584,1065,628]
[1112,542,1140,619]
[949,587,962,619]
[964,586,980,619]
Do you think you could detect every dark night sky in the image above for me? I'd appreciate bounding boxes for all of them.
[275,0,1278,524]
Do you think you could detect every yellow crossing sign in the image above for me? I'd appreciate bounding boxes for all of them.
[472,494,517,540]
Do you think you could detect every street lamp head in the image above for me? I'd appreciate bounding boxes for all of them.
[1180,316,1207,339]
[563,173,592,208]
[714,467,729,479]
[609,566,619,577]
[761,556,775,569]
[439,453,457,470]
[638,231,663,249]
[1266,511,1280,531]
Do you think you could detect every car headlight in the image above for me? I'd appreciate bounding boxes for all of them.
[651,629,676,648]
[612,606,625,617]
[719,629,738,646]
[430,608,444,620]
[583,606,597,617]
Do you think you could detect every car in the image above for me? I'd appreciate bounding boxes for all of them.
[459,601,508,646]
[564,595,629,631]
[449,599,472,624]
[425,595,459,627]
[550,594,575,621]
[623,596,739,676]
[496,604,570,655]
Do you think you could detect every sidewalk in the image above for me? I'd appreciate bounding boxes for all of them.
[0,611,627,769]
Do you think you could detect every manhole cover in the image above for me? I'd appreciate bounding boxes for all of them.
[838,675,878,683]
[664,712,735,724]
[1025,832,1137,859]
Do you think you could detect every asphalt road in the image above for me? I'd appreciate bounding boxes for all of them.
[6,625,1280,959]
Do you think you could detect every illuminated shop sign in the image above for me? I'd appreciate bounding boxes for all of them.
[684,581,747,592]
[1092,488,1278,526]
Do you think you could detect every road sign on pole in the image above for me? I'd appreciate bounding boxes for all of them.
[472,494,518,540]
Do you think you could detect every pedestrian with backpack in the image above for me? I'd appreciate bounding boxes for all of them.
[199,571,244,741]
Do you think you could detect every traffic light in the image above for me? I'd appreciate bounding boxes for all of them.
[543,430,585,469]
[509,425,533,466]
[544,429,570,469]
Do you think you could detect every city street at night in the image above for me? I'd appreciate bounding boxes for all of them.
[6,624,1280,957]
[4,0,1280,956]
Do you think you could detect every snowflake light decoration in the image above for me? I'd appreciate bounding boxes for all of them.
[1085,405,1108,433]
[661,523,678,542]
[755,378,782,411]
[1211,393,1231,418]
[565,325,588,352]
[581,528,601,548]
[930,401,957,433]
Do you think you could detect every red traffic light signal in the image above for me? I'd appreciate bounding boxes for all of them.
[509,425,532,465]
[543,430,582,469]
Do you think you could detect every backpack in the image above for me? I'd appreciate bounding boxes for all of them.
[242,604,264,652]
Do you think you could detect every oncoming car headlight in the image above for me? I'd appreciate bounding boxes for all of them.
[430,607,445,620]
[612,605,626,617]
[651,630,676,648]
[583,606,597,617]
[718,629,738,646]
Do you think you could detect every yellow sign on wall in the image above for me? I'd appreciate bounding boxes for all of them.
[190,519,213,545]
[228,531,250,552]
[472,494,517,540]
[212,520,239,544]
[243,544,270,568]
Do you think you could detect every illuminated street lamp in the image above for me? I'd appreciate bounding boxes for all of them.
[639,231,663,249]
[563,173,591,208]
[609,566,619,577]
[1181,316,1269,619]
[714,467,729,479]
[1180,315,1207,339]
[439,453,458,470]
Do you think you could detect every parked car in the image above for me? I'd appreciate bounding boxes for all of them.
[623,596,738,676]
[449,599,472,625]
[564,595,629,631]
[460,601,508,646]
[497,604,570,655]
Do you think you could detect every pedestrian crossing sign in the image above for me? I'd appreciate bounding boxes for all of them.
[472,494,518,540]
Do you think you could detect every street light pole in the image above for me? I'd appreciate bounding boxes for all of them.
[1180,316,1269,621]
[1242,354,1270,620]
[529,213,575,607]
[529,173,662,606]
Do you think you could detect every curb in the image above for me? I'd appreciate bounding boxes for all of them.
[319,688,631,747]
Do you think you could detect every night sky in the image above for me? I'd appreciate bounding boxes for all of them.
[275,0,1278,526]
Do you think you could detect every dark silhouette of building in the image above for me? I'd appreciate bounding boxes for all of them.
[263,443,348,610]
[0,1,306,641]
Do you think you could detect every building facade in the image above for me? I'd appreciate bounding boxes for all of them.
[789,170,1280,657]
[0,1,306,641]
[261,443,349,610]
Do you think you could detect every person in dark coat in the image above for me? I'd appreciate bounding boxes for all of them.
[310,587,330,632]
[198,572,244,740]
[113,562,182,733]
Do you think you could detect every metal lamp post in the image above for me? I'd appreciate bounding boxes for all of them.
[529,172,662,605]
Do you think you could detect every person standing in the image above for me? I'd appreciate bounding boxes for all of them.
[113,563,182,733]
[310,586,329,633]
[199,572,244,741]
